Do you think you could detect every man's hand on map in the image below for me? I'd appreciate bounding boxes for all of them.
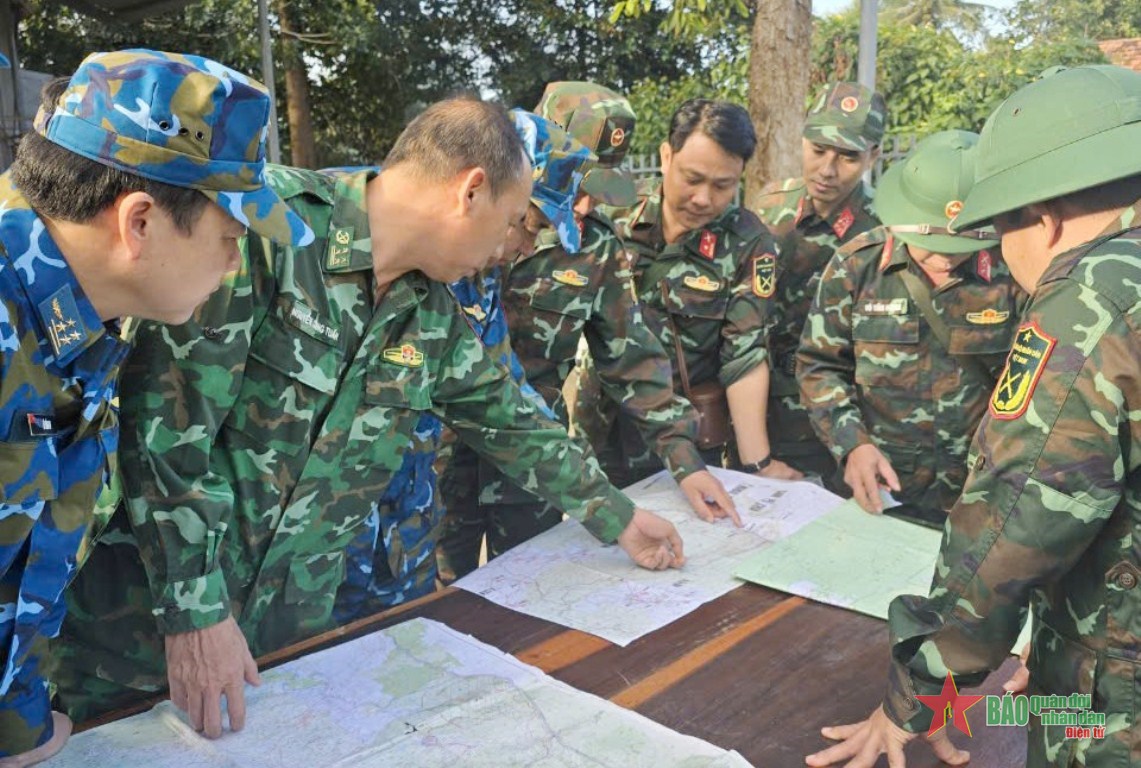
[679,470,741,526]
[165,616,262,738]
[617,508,686,570]
[843,443,901,513]
[805,704,969,768]
[757,458,803,481]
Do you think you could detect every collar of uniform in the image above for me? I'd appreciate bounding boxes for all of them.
[625,178,664,248]
[533,226,562,255]
[880,232,910,273]
[0,174,111,366]
[799,181,872,238]
[374,269,430,327]
[324,168,378,274]
[1038,198,1141,287]
[1093,196,1141,242]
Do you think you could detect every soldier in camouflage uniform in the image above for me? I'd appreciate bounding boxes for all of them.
[436,84,738,582]
[798,130,1024,528]
[56,99,684,738]
[574,99,796,485]
[333,111,559,612]
[808,65,1140,768]
[0,50,308,764]
[754,82,885,487]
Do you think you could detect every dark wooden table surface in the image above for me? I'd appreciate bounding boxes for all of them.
[148,582,1025,768]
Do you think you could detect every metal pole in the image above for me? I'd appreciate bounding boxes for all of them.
[258,0,281,164]
[857,0,877,92]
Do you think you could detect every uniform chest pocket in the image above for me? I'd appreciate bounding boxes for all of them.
[529,277,595,323]
[353,355,435,470]
[663,278,729,320]
[225,313,343,457]
[852,313,920,387]
[0,439,59,507]
[948,324,1015,356]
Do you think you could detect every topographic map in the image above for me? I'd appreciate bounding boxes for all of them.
[57,618,751,767]
[455,468,844,645]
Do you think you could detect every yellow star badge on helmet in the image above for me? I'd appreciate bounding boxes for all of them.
[553,269,589,287]
[990,322,1055,420]
[382,343,425,368]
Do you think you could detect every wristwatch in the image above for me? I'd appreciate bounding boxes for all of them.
[739,455,772,474]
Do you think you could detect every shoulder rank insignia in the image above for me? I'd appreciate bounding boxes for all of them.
[753,253,776,298]
[966,308,1010,325]
[683,275,721,292]
[462,304,487,323]
[552,269,589,287]
[698,230,717,259]
[990,321,1056,420]
[382,343,425,368]
[833,207,855,239]
[326,226,354,269]
[38,284,88,359]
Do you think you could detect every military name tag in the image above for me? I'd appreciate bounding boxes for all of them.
[326,226,354,269]
[382,343,425,368]
[288,302,341,344]
[552,269,588,287]
[753,253,776,298]
[683,274,721,292]
[860,298,909,315]
[966,308,1010,325]
[990,322,1056,420]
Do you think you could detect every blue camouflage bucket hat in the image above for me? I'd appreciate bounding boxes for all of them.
[35,49,313,246]
[509,109,596,253]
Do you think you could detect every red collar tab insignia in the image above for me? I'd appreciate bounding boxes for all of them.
[945,199,963,220]
[840,96,860,113]
[576,218,585,237]
[879,234,895,272]
[990,321,1056,421]
[795,195,808,225]
[382,343,425,368]
[977,250,993,283]
[610,127,626,147]
[833,208,855,239]
[753,253,776,298]
[916,672,985,738]
[698,230,717,259]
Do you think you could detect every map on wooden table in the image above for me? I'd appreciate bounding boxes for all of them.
[734,499,1032,652]
[454,468,845,646]
[56,618,752,768]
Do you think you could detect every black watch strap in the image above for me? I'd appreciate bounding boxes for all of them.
[739,455,772,474]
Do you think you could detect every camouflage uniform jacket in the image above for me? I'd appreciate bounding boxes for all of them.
[797,228,1023,513]
[754,178,879,402]
[884,206,1141,766]
[598,177,776,391]
[0,176,130,752]
[501,210,704,480]
[112,167,634,655]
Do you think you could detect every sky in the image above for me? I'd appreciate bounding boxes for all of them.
[813,0,1017,18]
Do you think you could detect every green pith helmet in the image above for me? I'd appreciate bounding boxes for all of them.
[952,65,1141,230]
[875,130,999,254]
[535,81,638,206]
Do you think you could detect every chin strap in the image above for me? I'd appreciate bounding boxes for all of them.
[888,224,994,240]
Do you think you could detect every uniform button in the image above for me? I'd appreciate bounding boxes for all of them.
[203,326,222,340]
[1116,572,1138,590]
[974,455,985,471]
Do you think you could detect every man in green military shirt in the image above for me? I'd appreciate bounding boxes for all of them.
[807,65,1140,768]
[436,83,737,582]
[574,99,798,484]
[798,130,1023,527]
[56,98,685,739]
[755,82,885,487]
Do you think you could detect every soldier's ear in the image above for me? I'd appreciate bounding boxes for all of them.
[116,191,157,261]
[456,166,489,215]
[659,142,672,173]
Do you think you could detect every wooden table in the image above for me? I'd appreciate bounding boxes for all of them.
[93,582,1024,768]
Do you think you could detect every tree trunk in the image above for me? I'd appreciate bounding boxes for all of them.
[277,0,317,169]
[745,0,813,210]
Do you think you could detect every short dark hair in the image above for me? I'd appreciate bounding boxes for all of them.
[383,97,527,198]
[1056,174,1140,217]
[667,99,756,163]
[12,77,210,234]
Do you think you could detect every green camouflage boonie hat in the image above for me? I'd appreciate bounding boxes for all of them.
[35,48,313,246]
[510,109,597,253]
[803,82,886,153]
[535,81,638,206]
[875,130,998,254]
[953,65,1141,231]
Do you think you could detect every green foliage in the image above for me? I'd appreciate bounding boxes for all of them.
[1007,0,1141,43]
